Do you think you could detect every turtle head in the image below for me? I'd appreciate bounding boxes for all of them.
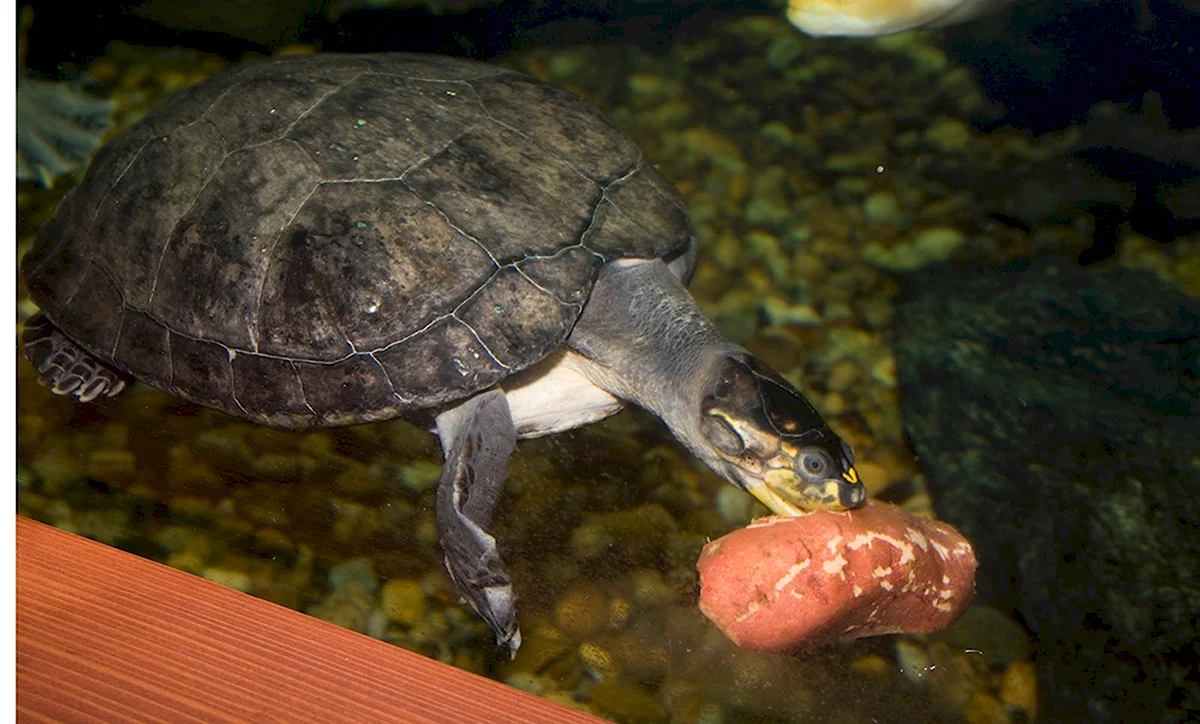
[697,355,864,515]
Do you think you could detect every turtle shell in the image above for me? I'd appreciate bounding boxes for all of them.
[22,53,692,429]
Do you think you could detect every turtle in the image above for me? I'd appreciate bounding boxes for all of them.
[20,52,864,653]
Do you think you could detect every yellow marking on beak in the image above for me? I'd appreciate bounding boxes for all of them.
[747,482,807,518]
[843,467,859,485]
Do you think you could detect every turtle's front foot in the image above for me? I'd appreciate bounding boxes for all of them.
[434,388,522,655]
[22,313,127,403]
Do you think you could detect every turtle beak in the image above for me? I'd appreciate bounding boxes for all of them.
[745,466,865,516]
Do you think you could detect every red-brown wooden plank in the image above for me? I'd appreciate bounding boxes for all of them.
[16,516,603,723]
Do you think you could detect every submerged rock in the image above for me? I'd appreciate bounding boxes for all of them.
[895,258,1200,722]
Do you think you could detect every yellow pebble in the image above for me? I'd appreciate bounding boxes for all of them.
[851,654,890,677]
[86,449,137,482]
[964,692,1010,724]
[554,582,609,639]
[578,642,619,682]
[1000,660,1038,721]
[854,460,892,498]
[380,578,426,627]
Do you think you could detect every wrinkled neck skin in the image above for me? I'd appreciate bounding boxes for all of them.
[567,258,741,475]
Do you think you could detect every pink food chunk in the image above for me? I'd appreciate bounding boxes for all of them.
[697,499,977,651]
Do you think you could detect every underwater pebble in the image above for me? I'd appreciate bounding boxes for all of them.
[330,499,384,543]
[380,577,426,628]
[758,120,794,146]
[923,117,973,153]
[397,459,442,493]
[714,485,755,526]
[863,227,965,271]
[1000,660,1038,721]
[854,460,894,498]
[504,671,547,695]
[630,568,678,608]
[334,462,386,496]
[851,653,890,677]
[327,556,379,594]
[555,582,611,640]
[896,638,936,685]
[500,626,573,682]
[590,681,669,723]
[676,127,746,176]
[931,604,1033,667]
[76,509,130,546]
[964,691,1011,724]
[578,642,620,682]
[863,190,905,225]
[365,607,390,640]
[761,296,822,327]
[627,72,675,100]
[86,449,136,482]
[202,566,254,593]
[569,504,677,564]
[824,144,888,173]
[30,446,83,494]
[607,596,632,631]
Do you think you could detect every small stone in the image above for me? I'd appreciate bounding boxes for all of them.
[826,359,860,394]
[923,118,972,153]
[252,453,317,482]
[335,462,386,496]
[630,568,677,608]
[854,460,893,498]
[863,190,904,225]
[555,582,610,639]
[761,297,822,327]
[327,556,379,594]
[504,671,546,695]
[570,504,677,564]
[1000,660,1038,721]
[870,354,897,388]
[365,607,390,640]
[627,72,672,99]
[677,127,746,175]
[607,596,632,631]
[380,577,426,627]
[590,681,669,723]
[759,121,794,146]
[203,566,254,593]
[397,459,442,493]
[863,227,966,271]
[578,642,620,682]
[825,144,888,173]
[714,485,755,526]
[499,626,572,681]
[851,653,890,676]
[964,692,1011,724]
[895,639,935,685]
[931,604,1032,667]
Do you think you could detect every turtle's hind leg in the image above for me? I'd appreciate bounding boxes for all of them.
[22,312,127,403]
[434,387,522,655]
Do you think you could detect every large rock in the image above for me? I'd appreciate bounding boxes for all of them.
[894,258,1200,722]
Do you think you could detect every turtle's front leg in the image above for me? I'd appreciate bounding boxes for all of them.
[434,387,521,654]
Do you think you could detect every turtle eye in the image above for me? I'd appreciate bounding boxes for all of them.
[701,414,744,457]
[798,450,830,479]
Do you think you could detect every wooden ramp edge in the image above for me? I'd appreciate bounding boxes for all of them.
[16,515,604,723]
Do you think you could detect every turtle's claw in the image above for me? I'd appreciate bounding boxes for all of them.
[434,389,523,653]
